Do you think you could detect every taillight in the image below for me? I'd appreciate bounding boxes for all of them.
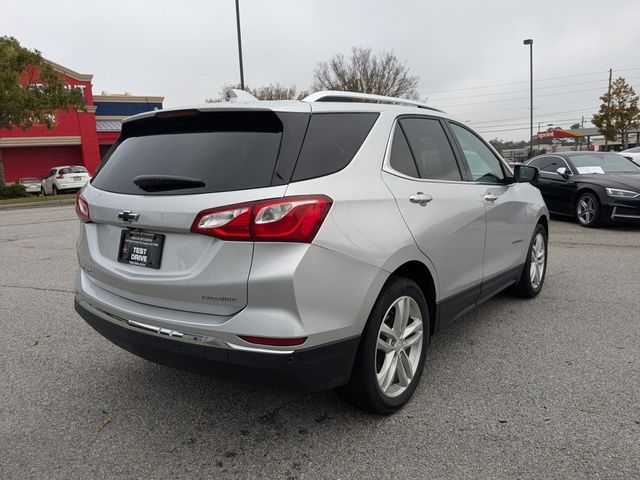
[191,195,332,243]
[75,193,91,222]
[56,174,64,179]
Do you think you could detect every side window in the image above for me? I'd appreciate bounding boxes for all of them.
[389,126,419,178]
[527,157,547,169]
[541,159,561,173]
[541,158,570,174]
[292,113,379,182]
[450,123,505,183]
[399,118,461,181]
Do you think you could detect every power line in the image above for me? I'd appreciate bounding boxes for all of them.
[446,99,603,119]
[478,126,540,134]
[428,78,610,102]
[436,84,638,108]
[469,117,593,130]
[429,76,640,103]
[464,106,600,122]
[421,69,611,95]
[421,67,640,96]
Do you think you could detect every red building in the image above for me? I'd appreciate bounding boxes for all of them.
[0,59,163,183]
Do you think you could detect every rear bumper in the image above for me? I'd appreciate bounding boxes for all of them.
[74,300,360,392]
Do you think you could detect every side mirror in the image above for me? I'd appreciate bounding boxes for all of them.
[556,167,571,179]
[514,164,539,183]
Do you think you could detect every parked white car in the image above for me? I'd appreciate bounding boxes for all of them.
[42,166,90,195]
[620,146,640,166]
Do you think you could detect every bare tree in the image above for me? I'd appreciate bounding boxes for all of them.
[312,47,419,99]
[206,83,307,103]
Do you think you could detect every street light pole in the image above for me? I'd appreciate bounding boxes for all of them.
[235,0,245,90]
[523,39,533,157]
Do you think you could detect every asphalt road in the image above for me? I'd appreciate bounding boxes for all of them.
[1,206,639,479]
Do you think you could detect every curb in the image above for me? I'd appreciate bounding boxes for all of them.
[0,199,76,210]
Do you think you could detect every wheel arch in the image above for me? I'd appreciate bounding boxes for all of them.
[537,213,549,234]
[573,185,605,209]
[388,260,437,336]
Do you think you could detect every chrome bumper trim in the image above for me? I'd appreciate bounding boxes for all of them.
[81,299,295,355]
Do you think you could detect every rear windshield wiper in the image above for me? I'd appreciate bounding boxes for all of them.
[133,175,205,192]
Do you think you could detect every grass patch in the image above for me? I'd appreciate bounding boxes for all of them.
[0,194,76,206]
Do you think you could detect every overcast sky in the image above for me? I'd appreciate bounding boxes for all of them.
[2,0,639,141]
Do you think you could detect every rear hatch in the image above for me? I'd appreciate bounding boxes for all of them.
[80,107,310,316]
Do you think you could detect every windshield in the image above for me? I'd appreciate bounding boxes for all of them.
[569,153,640,174]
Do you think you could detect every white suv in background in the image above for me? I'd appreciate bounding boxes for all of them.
[42,165,91,195]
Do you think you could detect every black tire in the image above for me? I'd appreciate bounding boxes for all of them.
[338,276,430,415]
[575,192,600,227]
[509,223,548,298]
[52,185,58,196]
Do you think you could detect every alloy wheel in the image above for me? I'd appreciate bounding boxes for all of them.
[375,296,423,398]
[529,232,546,290]
[577,195,596,225]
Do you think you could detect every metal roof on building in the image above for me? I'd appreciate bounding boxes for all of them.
[96,120,122,132]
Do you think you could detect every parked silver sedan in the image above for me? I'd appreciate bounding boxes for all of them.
[74,90,549,414]
[17,177,43,195]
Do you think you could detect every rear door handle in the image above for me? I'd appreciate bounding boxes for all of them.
[484,194,499,203]
[409,192,433,206]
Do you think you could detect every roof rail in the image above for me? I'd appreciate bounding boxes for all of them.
[302,90,443,112]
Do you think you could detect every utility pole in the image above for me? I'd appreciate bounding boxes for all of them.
[523,39,534,157]
[604,68,612,150]
[235,0,245,90]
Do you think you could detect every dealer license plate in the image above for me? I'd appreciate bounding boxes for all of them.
[73,176,82,181]
[117,229,165,269]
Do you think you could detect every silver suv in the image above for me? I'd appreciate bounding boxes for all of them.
[74,90,548,414]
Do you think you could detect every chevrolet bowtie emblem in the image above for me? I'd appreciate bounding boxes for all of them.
[118,210,140,222]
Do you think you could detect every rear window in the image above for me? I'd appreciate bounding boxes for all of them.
[291,113,379,181]
[60,166,88,174]
[91,111,289,195]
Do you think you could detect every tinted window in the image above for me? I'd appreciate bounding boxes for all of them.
[59,166,88,175]
[292,113,379,181]
[400,118,461,181]
[450,124,505,183]
[92,111,285,195]
[527,157,546,169]
[389,127,419,178]
[541,158,565,173]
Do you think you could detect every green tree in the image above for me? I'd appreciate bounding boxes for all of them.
[207,83,308,102]
[0,36,85,184]
[312,47,419,99]
[592,77,640,150]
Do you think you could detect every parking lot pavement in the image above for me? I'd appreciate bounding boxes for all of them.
[1,206,639,480]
